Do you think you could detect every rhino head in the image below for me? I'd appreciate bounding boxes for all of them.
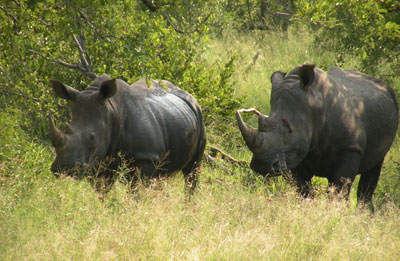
[49,75,117,176]
[237,65,315,175]
[236,109,296,176]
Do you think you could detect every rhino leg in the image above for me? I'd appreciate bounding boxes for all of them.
[182,133,206,195]
[327,151,360,199]
[182,150,205,194]
[182,158,201,195]
[357,160,383,212]
[292,166,313,197]
[133,159,157,178]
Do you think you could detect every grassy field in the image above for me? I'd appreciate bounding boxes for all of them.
[1,29,400,260]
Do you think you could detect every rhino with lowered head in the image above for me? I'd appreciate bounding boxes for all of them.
[237,64,398,209]
[50,74,206,190]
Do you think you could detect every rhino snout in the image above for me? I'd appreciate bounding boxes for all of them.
[250,154,287,176]
[51,160,87,177]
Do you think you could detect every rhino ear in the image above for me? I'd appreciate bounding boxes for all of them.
[270,71,286,87]
[295,64,316,88]
[50,80,80,101]
[100,79,117,99]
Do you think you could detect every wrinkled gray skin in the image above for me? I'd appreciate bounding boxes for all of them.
[237,64,398,209]
[50,74,206,190]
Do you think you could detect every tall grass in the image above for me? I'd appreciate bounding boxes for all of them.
[1,28,400,260]
[2,158,400,259]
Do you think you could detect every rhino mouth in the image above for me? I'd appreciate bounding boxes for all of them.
[251,152,290,177]
[264,171,285,178]
[253,167,289,178]
[51,161,91,178]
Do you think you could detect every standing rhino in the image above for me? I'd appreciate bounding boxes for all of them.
[237,64,398,209]
[50,74,206,190]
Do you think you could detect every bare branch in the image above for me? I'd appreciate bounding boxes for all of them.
[29,49,97,79]
[0,86,42,102]
[0,5,19,34]
[163,12,211,34]
[0,5,17,23]
[30,17,97,79]
[77,9,116,43]
[204,154,236,175]
[208,145,248,168]
[0,66,14,84]
[154,46,167,59]
[72,35,91,71]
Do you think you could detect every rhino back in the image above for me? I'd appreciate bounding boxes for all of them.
[319,68,398,171]
[111,79,202,172]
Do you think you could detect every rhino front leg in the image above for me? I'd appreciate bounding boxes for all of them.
[327,151,361,199]
[133,159,158,179]
[292,167,313,198]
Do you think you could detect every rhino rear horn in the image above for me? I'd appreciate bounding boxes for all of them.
[236,110,262,152]
[258,114,275,132]
[49,114,65,147]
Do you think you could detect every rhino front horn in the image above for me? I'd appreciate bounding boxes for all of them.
[49,114,65,147]
[236,109,262,152]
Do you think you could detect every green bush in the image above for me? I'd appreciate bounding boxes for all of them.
[295,0,400,79]
[0,0,241,138]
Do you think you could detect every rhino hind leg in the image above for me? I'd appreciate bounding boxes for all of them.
[357,160,383,212]
[182,157,201,194]
[182,147,205,194]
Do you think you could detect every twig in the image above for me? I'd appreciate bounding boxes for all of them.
[204,154,235,175]
[0,86,42,102]
[0,66,14,84]
[154,46,167,59]
[208,145,248,168]
[11,0,49,26]
[0,5,19,34]
[163,12,211,34]
[0,5,17,23]
[77,9,116,43]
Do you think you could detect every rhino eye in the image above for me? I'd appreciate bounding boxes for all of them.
[282,119,293,134]
[88,132,96,146]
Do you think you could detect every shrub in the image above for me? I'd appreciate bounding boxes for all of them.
[0,0,241,138]
[295,0,400,79]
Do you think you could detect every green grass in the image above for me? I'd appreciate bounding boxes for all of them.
[1,28,400,260]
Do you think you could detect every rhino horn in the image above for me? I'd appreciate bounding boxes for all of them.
[49,114,65,147]
[236,110,262,151]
